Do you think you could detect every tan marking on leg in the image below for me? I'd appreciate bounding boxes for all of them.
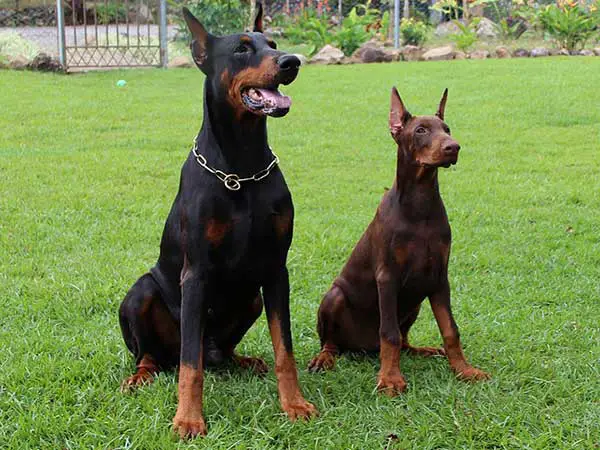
[268,313,317,420]
[431,303,490,381]
[121,354,159,392]
[173,362,207,439]
[376,338,407,396]
[308,343,338,372]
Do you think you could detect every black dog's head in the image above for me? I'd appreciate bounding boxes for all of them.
[183,4,301,118]
[389,87,460,168]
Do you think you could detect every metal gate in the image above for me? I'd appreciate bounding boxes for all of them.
[56,0,167,70]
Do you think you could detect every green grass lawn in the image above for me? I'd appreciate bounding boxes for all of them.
[1,58,599,449]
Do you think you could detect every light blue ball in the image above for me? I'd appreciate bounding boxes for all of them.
[116,79,127,87]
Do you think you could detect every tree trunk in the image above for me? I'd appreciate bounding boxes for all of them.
[403,0,410,20]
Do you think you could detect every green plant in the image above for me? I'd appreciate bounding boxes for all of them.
[449,19,479,51]
[96,1,127,25]
[174,0,248,39]
[285,9,332,55]
[537,0,598,51]
[399,18,429,46]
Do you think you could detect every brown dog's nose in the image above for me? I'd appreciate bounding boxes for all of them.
[443,142,460,155]
[277,54,301,71]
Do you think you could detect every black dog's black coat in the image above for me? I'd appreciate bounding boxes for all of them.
[118,5,315,438]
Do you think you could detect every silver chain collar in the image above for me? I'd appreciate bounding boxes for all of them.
[191,137,280,191]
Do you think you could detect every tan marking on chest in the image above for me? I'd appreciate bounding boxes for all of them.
[274,210,293,238]
[205,218,232,246]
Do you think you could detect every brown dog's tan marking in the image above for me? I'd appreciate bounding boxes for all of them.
[268,313,317,420]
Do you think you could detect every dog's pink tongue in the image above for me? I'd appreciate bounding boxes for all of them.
[256,88,291,109]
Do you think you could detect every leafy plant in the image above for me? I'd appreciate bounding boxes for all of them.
[449,19,479,51]
[537,1,598,51]
[174,0,248,39]
[399,18,429,46]
[96,2,127,25]
[285,9,332,55]
[334,4,379,55]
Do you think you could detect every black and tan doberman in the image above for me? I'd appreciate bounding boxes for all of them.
[118,5,316,438]
[308,87,490,395]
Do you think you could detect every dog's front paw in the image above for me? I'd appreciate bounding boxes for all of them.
[234,355,269,376]
[376,373,407,397]
[282,397,318,421]
[403,345,446,357]
[455,366,490,382]
[173,415,207,439]
[307,351,336,372]
[120,371,154,392]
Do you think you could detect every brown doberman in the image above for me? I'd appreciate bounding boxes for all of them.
[118,5,316,439]
[308,87,490,395]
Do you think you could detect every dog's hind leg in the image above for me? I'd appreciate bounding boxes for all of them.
[400,305,445,357]
[216,293,269,375]
[119,273,180,391]
[308,285,347,372]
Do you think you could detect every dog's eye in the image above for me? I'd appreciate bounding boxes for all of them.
[415,127,428,134]
[444,126,451,134]
[234,43,252,55]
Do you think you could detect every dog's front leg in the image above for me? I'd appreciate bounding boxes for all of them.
[376,269,407,396]
[263,266,317,421]
[429,283,490,381]
[173,271,208,439]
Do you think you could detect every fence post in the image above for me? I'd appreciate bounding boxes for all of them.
[159,0,168,67]
[394,0,400,48]
[55,0,66,67]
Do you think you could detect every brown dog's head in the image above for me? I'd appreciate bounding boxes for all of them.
[183,4,301,118]
[389,87,460,168]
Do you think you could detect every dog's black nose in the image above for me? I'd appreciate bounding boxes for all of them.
[277,54,301,71]
[443,142,461,154]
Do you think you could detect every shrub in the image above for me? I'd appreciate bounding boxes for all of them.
[174,0,248,39]
[96,2,127,25]
[537,1,598,51]
[334,4,379,55]
[449,20,479,52]
[399,18,428,46]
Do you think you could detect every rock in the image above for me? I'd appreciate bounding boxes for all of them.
[558,48,570,56]
[421,45,455,61]
[579,49,594,56]
[476,18,498,39]
[594,48,600,56]
[352,43,388,63]
[340,56,358,64]
[454,51,467,60]
[9,55,31,70]
[310,44,344,65]
[168,55,193,68]
[513,48,530,57]
[495,46,511,58]
[27,53,64,72]
[469,50,490,59]
[401,45,423,61]
[435,21,461,37]
[530,47,549,57]
[385,48,402,62]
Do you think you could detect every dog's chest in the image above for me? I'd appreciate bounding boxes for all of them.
[391,224,451,290]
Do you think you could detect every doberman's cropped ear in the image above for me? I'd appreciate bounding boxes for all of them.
[183,7,212,72]
[253,2,264,33]
[389,86,411,136]
[436,88,448,121]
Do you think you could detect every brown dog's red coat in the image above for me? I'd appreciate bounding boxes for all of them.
[308,88,490,394]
